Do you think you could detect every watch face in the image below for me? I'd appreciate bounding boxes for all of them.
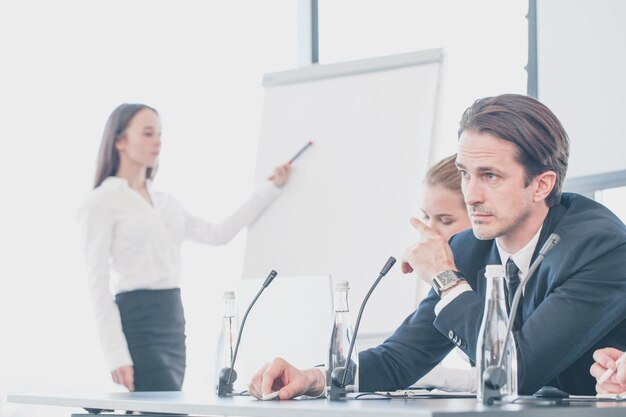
[433,270,464,296]
[437,270,459,286]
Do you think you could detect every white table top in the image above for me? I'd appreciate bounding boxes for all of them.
[7,391,626,417]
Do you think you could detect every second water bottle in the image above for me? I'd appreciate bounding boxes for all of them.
[215,291,239,395]
[327,280,359,394]
[476,265,518,402]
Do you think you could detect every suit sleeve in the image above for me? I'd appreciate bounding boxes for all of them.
[434,242,626,395]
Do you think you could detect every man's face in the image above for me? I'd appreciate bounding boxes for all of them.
[456,130,535,242]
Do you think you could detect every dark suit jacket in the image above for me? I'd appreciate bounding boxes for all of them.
[360,193,626,395]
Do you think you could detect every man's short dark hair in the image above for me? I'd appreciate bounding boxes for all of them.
[458,94,570,207]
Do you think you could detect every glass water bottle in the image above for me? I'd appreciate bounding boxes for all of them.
[327,281,359,393]
[214,291,239,394]
[476,265,518,401]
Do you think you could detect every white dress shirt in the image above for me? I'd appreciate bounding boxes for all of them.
[77,177,281,371]
[434,227,543,316]
[495,226,543,291]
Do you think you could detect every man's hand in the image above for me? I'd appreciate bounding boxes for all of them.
[111,365,134,391]
[590,348,626,394]
[248,357,325,400]
[401,217,457,284]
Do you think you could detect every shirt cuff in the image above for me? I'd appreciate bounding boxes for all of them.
[311,366,328,398]
[255,180,282,200]
[104,347,134,372]
[434,283,472,316]
[414,365,477,393]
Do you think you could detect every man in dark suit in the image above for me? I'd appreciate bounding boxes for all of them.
[247,94,626,399]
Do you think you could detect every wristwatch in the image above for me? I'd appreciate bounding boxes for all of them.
[432,270,466,297]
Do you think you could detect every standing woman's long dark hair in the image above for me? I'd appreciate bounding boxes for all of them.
[94,103,158,189]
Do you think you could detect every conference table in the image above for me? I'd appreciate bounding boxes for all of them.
[8,391,626,417]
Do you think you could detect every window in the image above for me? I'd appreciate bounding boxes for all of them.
[318,0,529,157]
[596,187,626,224]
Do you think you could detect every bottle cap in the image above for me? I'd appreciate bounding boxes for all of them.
[485,264,505,278]
[223,291,235,299]
[335,281,350,291]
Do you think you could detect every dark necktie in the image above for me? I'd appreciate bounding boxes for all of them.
[505,257,522,330]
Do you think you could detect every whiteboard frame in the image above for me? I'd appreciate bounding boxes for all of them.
[263,48,444,87]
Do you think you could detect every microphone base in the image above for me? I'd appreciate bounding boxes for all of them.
[329,366,356,401]
[217,380,234,397]
[482,366,506,405]
[482,384,501,406]
[328,384,349,401]
[217,367,238,397]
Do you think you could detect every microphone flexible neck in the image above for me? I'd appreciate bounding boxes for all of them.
[339,273,383,387]
[496,233,560,370]
[226,270,277,384]
[339,257,396,387]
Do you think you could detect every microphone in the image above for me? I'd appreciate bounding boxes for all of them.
[217,269,278,397]
[329,256,396,401]
[482,233,560,405]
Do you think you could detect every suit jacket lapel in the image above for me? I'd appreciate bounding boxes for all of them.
[531,198,568,263]
[475,243,502,295]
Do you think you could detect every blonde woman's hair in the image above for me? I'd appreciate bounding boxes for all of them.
[425,154,462,195]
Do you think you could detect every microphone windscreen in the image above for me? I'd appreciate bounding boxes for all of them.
[380,256,396,276]
[539,233,560,256]
[263,270,278,287]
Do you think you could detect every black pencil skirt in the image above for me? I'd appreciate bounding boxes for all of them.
[115,288,186,391]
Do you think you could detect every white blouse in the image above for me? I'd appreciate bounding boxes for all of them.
[77,177,281,371]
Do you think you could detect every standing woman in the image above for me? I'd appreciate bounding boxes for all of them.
[78,103,290,392]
